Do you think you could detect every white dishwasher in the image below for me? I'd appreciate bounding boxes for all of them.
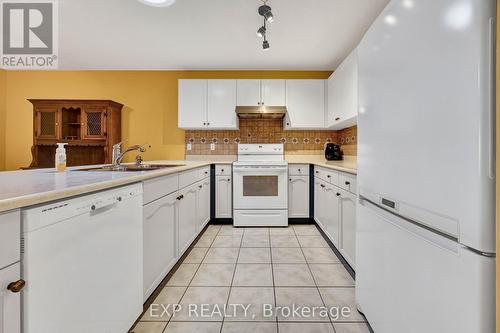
[21,183,143,333]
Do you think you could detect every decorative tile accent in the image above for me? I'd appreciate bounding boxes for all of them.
[185,119,357,156]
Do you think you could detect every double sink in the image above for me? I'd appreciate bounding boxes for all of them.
[80,164,186,172]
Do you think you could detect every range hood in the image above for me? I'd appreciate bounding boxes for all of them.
[236,106,287,119]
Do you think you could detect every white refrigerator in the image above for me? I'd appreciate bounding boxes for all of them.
[356,0,496,332]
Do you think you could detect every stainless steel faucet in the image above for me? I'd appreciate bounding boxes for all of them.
[112,142,150,166]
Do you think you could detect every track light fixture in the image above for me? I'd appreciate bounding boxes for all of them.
[263,39,270,50]
[256,25,266,38]
[257,0,274,50]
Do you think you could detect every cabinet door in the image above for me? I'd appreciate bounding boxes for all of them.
[237,80,261,106]
[178,184,198,256]
[216,176,232,218]
[82,106,107,139]
[285,80,325,129]
[289,176,309,218]
[327,49,358,129]
[143,192,177,300]
[178,79,207,129]
[0,263,21,333]
[197,179,211,231]
[340,189,357,266]
[35,108,60,139]
[314,178,325,228]
[207,80,238,129]
[324,184,341,247]
[262,79,286,106]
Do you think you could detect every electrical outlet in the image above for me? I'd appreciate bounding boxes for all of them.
[187,143,192,151]
[210,143,215,151]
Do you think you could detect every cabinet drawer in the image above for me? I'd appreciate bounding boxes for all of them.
[339,172,357,194]
[0,263,21,333]
[0,210,20,270]
[314,167,339,185]
[179,167,210,189]
[215,165,231,176]
[143,174,179,205]
[289,164,309,176]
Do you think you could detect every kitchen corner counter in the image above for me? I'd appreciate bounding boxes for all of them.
[0,161,213,213]
[286,155,357,175]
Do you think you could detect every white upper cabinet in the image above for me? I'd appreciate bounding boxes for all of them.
[178,79,238,130]
[237,80,261,106]
[327,48,358,129]
[284,80,326,129]
[262,80,286,106]
[178,79,207,129]
[237,79,286,107]
[207,80,238,129]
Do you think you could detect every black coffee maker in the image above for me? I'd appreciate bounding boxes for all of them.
[325,143,343,161]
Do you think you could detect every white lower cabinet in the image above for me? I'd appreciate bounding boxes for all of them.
[324,184,341,246]
[143,192,177,300]
[314,169,357,268]
[216,176,232,218]
[288,176,309,218]
[178,183,199,256]
[339,189,356,267]
[142,167,211,300]
[0,263,21,333]
[197,179,211,231]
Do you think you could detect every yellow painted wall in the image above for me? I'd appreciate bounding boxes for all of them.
[0,69,6,171]
[2,71,330,171]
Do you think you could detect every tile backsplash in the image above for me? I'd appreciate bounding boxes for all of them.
[185,119,357,156]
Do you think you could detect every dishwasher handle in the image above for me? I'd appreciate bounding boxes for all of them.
[90,197,121,213]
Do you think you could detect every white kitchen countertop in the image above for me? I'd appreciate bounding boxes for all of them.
[0,156,356,213]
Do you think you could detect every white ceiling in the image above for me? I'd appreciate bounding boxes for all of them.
[58,0,389,70]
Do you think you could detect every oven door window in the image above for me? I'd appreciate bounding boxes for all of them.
[243,175,279,196]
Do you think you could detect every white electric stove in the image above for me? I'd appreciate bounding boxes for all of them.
[233,144,288,227]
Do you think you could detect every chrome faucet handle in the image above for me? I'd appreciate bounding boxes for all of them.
[135,155,143,165]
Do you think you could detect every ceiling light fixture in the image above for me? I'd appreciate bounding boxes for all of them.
[138,0,176,7]
[263,39,270,50]
[257,0,274,50]
[256,25,267,38]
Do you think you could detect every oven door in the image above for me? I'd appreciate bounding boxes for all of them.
[233,164,288,210]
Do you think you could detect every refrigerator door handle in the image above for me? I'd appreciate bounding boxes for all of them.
[487,17,495,179]
[359,197,460,254]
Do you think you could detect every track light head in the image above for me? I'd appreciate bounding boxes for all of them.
[256,26,266,38]
[258,5,274,22]
[263,39,270,50]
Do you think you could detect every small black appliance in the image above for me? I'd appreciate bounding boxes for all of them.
[325,143,343,161]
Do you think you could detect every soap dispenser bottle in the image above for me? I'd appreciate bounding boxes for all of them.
[55,143,68,172]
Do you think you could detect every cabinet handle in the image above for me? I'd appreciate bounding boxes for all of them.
[176,195,184,200]
[205,171,208,175]
[335,117,340,121]
[345,181,350,185]
[7,279,26,293]
[227,178,231,182]
[221,169,224,172]
[336,193,341,197]
[298,169,301,172]
[327,175,331,178]
[315,171,319,174]
[289,178,292,181]
[207,122,210,126]
[199,185,203,189]
[203,122,206,125]
[320,184,325,188]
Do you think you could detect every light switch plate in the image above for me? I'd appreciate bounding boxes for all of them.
[210,143,215,151]
[187,143,192,151]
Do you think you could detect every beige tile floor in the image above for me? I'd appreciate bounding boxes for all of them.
[130,224,370,333]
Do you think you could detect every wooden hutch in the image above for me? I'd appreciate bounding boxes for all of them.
[28,99,123,168]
